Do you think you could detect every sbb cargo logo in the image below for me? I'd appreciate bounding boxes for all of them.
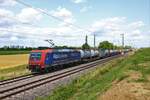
[53,54,68,59]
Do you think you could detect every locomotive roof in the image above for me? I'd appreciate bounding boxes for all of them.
[31,49,52,53]
[31,49,79,53]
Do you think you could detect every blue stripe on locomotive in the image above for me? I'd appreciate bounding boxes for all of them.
[45,51,81,66]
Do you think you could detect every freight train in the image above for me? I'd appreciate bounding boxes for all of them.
[28,49,127,73]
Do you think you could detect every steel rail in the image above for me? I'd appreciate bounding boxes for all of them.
[0,74,37,86]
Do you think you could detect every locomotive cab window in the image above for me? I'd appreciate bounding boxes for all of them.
[30,52,41,60]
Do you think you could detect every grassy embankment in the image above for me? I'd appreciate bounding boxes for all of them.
[0,54,30,80]
[0,65,30,80]
[37,48,150,100]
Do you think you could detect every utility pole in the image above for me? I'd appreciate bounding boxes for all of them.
[120,33,124,55]
[94,34,96,51]
[121,33,124,48]
[85,35,88,44]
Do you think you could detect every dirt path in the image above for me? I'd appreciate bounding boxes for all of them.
[98,71,150,100]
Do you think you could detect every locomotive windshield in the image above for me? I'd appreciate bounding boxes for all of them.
[30,52,41,60]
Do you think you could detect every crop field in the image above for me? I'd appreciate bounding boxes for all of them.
[0,54,29,69]
[0,50,30,55]
[0,54,30,80]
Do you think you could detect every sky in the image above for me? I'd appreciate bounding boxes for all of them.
[0,0,150,48]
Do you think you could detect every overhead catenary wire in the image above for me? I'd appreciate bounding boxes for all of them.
[0,14,87,39]
[0,0,95,47]
[14,0,92,33]
[0,14,89,39]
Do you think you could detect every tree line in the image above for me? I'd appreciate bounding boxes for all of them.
[82,41,132,50]
[0,46,36,51]
[0,41,132,51]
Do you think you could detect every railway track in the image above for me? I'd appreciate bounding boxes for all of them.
[0,74,36,86]
[0,55,122,100]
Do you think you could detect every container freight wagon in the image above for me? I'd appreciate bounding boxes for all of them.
[28,49,81,72]
[99,49,110,58]
[79,50,91,59]
[91,50,99,58]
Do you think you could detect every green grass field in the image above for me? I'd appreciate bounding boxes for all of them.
[0,50,30,55]
[0,64,30,80]
[37,48,150,100]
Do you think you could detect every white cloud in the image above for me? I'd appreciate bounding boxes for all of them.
[131,30,141,37]
[0,25,87,47]
[90,17,149,48]
[10,36,18,41]
[0,7,149,48]
[16,8,42,23]
[0,8,14,16]
[71,0,87,4]
[0,0,17,7]
[128,21,144,29]
[0,8,42,27]
[0,7,83,47]
[0,9,15,27]
[51,7,75,26]
[91,17,126,34]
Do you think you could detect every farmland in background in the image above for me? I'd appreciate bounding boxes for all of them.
[0,54,29,69]
[0,50,30,55]
[0,54,30,80]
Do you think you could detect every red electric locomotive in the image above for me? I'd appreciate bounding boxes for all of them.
[28,49,81,72]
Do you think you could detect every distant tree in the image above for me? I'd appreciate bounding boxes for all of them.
[0,45,35,51]
[54,45,68,49]
[113,45,118,49]
[82,43,90,50]
[38,46,50,50]
[124,45,132,49]
[82,35,90,50]
[98,41,114,49]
